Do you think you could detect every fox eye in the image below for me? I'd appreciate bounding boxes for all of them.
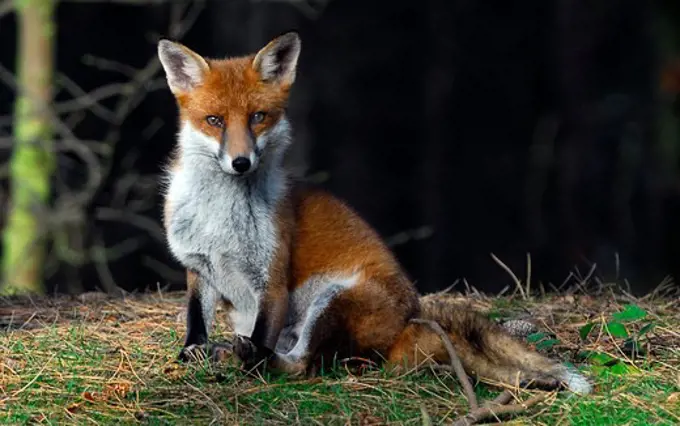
[206,115,223,127]
[251,111,267,125]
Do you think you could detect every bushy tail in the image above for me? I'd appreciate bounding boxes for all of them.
[386,293,592,395]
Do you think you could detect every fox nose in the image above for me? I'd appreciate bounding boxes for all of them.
[231,156,251,174]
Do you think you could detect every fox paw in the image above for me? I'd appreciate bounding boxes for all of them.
[178,342,233,363]
[233,335,274,371]
[178,344,206,363]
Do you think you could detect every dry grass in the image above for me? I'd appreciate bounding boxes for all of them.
[0,285,678,425]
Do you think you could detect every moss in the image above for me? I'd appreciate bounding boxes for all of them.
[1,0,56,295]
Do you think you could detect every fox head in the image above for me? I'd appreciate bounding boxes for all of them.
[158,32,301,176]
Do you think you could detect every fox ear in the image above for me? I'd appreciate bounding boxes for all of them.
[252,32,301,85]
[158,39,209,94]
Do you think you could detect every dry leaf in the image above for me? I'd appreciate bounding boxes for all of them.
[28,413,48,424]
[356,412,383,426]
[66,402,82,414]
[1,357,26,374]
[164,364,185,380]
[104,383,132,399]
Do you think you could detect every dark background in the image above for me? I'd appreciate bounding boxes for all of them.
[1,0,680,297]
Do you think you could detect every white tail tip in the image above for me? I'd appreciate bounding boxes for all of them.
[559,368,594,395]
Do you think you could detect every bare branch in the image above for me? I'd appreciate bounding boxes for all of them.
[94,208,166,243]
[0,62,79,142]
[81,54,143,78]
[141,256,184,283]
[83,0,205,207]
[55,74,117,121]
[91,231,126,295]
[0,0,209,293]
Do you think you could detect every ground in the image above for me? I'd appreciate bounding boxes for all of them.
[0,285,678,425]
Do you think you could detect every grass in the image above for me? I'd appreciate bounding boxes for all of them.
[0,286,678,425]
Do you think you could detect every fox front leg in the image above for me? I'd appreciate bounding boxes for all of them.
[178,271,232,362]
[232,228,293,371]
[233,281,290,371]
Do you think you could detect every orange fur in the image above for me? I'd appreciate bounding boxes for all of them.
[288,188,419,354]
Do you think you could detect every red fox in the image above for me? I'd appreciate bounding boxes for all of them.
[157,32,592,395]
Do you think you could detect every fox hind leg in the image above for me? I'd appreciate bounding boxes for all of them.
[234,274,418,377]
[234,279,352,376]
[273,283,348,374]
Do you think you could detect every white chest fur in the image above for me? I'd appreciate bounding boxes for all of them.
[161,118,292,336]
[164,153,282,333]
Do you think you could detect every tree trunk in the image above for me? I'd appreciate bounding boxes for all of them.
[1,0,56,295]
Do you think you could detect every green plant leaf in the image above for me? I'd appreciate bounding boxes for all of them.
[612,304,647,323]
[579,322,595,341]
[590,365,607,376]
[526,332,549,343]
[606,321,629,339]
[487,311,503,320]
[535,338,561,351]
[591,361,634,377]
[609,362,634,375]
[584,351,616,366]
[638,322,656,337]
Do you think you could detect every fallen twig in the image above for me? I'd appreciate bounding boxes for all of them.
[412,316,554,425]
[484,390,514,407]
[410,318,478,410]
[490,253,527,300]
[452,391,552,426]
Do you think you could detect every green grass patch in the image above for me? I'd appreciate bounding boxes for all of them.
[0,291,678,425]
